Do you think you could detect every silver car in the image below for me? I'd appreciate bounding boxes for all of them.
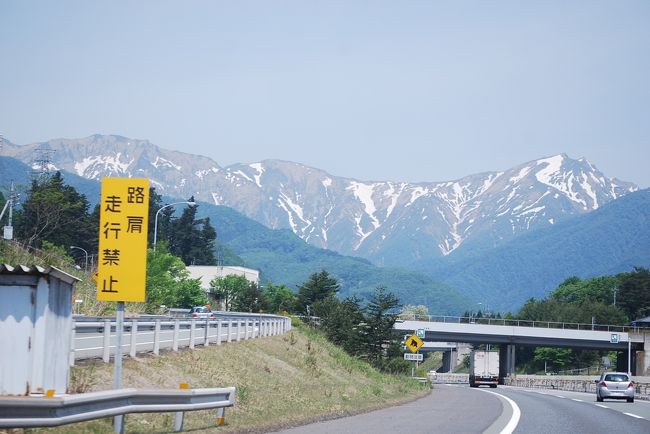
[595,372,635,403]
[189,306,214,319]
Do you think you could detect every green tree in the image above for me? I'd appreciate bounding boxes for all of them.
[318,296,366,356]
[295,270,340,316]
[147,187,173,247]
[364,286,401,365]
[169,196,216,265]
[145,246,207,312]
[230,281,265,312]
[618,267,650,320]
[16,172,95,250]
[209,274,249,311]
[551,275,620,304]
[264,283,296,313]
[533,347,572,372]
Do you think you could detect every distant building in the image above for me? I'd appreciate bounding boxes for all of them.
[186,265,259,291]
[631,316,650,328]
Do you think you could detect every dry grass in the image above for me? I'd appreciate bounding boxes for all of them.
[19,325,428,434]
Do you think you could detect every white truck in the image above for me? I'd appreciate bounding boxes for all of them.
[469,350,500,388]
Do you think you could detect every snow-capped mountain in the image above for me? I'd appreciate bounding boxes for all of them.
[1,135,638,266]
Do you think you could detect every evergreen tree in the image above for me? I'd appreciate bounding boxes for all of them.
[231,281,265,312]
[147,187,173,247]
[295,270,340,315]
[318,296,366,356]
[618,267,650,320]
[15,172,95,250]
[169,196,216,265]
[364,286,401,364]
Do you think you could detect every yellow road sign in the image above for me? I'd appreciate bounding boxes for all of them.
[97,178,150,302]
[405,333,424,353]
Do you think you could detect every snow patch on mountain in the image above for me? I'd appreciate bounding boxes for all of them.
[195,167,219,179]
[408,186,430,206]
[249,163,264,188]
[152,156,181,171]
[348,182,380,229]
[74,153,132,178]
[383,183,405,219]
[278,192,311,233]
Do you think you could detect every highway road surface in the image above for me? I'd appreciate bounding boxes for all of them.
[273,385,650,434]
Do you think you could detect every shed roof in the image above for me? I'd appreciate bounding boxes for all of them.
[0,264,80,285]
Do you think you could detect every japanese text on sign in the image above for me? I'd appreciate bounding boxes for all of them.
[97,179,149,302]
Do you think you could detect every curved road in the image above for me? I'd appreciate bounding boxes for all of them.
[273,385,650,433]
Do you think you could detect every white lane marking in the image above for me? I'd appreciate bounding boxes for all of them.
[554,395,566,399]
[571,399,583,402]
[595,404,609,409]
[476,389,521,434]
[623,413,644,419]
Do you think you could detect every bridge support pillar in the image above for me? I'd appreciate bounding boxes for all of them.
[617,348,638,375]
[499,344,516,382]
[635,332,650,376]
[441,349,457,372]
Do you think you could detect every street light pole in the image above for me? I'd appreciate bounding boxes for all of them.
[153,201,196,252]
[70,245,89,271]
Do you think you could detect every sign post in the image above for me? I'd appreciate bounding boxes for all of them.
[97,178,149,434]
[404,333,425,377]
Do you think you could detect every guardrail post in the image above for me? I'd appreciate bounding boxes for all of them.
[103,319,111,363]
[69,325,76,367]
[174,411,184,432]
[190,319,196,349]
[247,319,252,339]
[227,320,232,343]
[216,407,226,426]
[129,320,138,358]
[154,319,161,355]
[217,319,222,345]
[204,319,210,347]
[173,319,180,351]
[236,320,242,342]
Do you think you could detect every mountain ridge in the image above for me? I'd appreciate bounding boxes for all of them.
[0,134,637,269]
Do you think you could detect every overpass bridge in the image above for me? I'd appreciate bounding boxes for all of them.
[394,315,649,377]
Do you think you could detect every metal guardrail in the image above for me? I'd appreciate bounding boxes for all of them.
[71,314,292,364]
[0,386,236,431]
[397,314,642,333]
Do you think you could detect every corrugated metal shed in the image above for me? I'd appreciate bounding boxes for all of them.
[0,265,80,395]
[0,264,79,285]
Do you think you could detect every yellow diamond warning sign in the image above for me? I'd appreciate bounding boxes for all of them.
[405,333,424,353]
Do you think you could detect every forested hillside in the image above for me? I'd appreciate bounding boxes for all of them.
[200,204,470,313]
[429,189,650,311]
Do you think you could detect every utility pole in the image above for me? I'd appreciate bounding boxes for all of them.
[0,181,17,240]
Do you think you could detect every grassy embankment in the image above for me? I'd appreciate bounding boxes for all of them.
[23,323,429,434]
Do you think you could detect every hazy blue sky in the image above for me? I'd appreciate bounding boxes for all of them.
[1,1,649,186]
